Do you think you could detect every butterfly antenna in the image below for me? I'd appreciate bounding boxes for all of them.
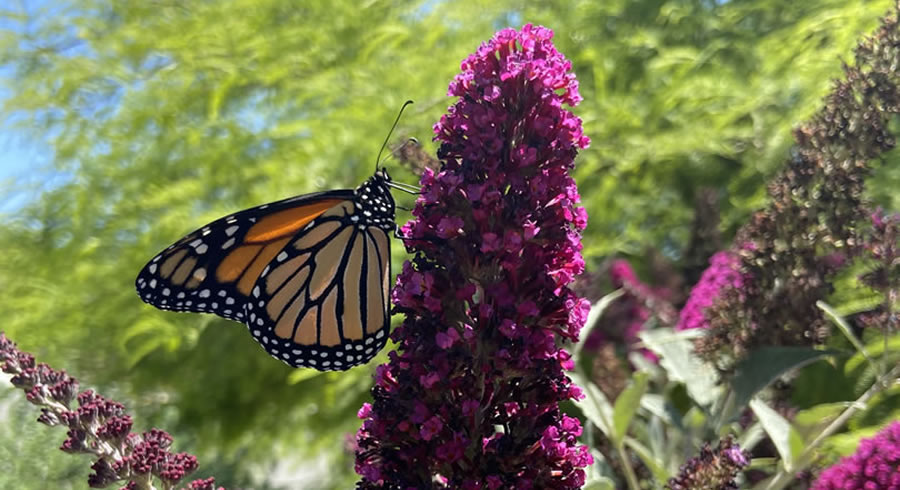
[376,100,414,172]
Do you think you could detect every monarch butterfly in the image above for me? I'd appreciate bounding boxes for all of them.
[136,103,418,371]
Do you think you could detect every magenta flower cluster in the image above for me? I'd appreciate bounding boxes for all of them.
[354,24,592,488]
[813,421,900,490]
[677,251,745,331]
[0,332,220,490]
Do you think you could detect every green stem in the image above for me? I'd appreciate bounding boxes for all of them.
[765,364,900,490]
[615,440,642,490]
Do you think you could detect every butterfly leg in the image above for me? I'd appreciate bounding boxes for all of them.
[386,181,423,195]
[393,225,409,240]
[393,225,443,244]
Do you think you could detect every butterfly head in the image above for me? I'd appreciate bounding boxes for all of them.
[375,167,391,182]
[356,168,396,229]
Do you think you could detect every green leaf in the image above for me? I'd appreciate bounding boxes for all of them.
[570,372,614,438]
[749,398,803,472]
[639,328,720,406]
[582,478,616,490]
[845,334,900,374]
[639,393,683,429]
[824,425,882,456]
[624,436,671,483]
[792,402,850,436]
[818,301,874,367]
[731,346,835,411]
[738,421,766,453]
[612,371,649,444]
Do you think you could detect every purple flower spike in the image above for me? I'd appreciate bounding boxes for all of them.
[813,421,900,490]
[677,251,746,331]
[0,332,221,490]
[355,24,591,488]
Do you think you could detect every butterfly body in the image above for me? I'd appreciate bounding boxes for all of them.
[136,170,395,370]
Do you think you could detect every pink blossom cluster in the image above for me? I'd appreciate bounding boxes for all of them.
[813,421,900,490]
[355,24,592,488]
[0,332,220,490]
[677,251,745,331]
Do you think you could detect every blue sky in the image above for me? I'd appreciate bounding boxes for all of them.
[0,59,52,213]
[0,121,49,212]
[0,1,60,213]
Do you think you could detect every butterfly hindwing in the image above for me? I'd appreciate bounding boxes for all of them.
[135,190,355,323]
[245,200,392,370]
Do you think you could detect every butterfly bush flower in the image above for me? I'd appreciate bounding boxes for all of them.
[697,12,900,370]
[813,421,900,489]
[666,437,750,490]
[354,25,592,488]
[0,332,220,490]
[676,251,745,331]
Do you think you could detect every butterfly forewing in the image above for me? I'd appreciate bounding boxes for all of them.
[135,190,353,322]
[135,172,396,371]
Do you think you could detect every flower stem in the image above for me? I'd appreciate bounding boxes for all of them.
[615,441,642,490]
[765,363,900,490]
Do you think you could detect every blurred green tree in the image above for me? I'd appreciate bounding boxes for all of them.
[0,0,895,488]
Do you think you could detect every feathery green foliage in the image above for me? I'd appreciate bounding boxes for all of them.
[0,0,897,488]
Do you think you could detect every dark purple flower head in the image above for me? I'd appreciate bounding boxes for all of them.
[188,477,224,490]
[0,333,216,489]
[667,436,750,490]
[356,24,591,488]
[696,10,900,370]
[813,421,900,490]
[677,251,746,331]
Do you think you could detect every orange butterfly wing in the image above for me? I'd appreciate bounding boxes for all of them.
[136,172,396,370]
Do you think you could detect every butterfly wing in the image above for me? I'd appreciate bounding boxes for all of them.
[136,175,395,371]
[245,201,391,370]
[136,190,355,323]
